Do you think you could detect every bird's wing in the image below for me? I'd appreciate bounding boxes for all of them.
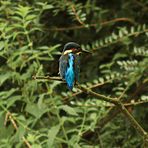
[59,54,69,79]
[74,54,80,83]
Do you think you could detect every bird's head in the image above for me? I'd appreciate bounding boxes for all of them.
[63,42,90,55]
[63,42,81,55]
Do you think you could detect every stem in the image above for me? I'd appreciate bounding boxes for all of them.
[32,75,64,82]
[71,4,85,25]
[23,20,41,67]
[56,111,69,142]
[1,105,32,148]
[77,108,86,143]
[77,85,118,105]
[117,101,148,141]
[32,75,148,144]
[52,102,69,144]
[77,84,148,144]
[63,79,112,102]
[47,17,135,31]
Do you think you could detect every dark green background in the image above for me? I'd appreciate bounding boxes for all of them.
[0,0,148,147]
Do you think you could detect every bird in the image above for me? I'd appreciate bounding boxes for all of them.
[59,42,82,90]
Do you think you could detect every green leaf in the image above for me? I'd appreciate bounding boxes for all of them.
[0,88,18,99]
[25,14,36,21]
[25,103,48,119]
[47,124,60,147]
[59,105,78,116]
[141,95,148,101]
[0,73,11,86]
[7,95,22,108]
[32,144,42,148]
[0,41,5,50]
[42,4,53,10]
[15,5,31,18]
[15,125,25,141]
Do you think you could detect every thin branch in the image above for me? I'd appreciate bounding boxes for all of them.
[32,76,148,107]
[47,17,135,31]
[101,17,135,25]
[85,86,129,134]
[117,102,148,142]
[63,79,112,102]
[32,75,64,82]
[71,5,85,25]
[77,84,118,104]
[118,85,129,100]
[77,84,148,144]
[92,28,148,51]
[124,100,148,106]
[32,76,147,108]
[133,0,148,11]
[4,111,31,148]
[94,82,146,131]
[73,100,148,108]
[32,75,148,143]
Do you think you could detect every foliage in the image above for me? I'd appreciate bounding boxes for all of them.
[0,0,148,147]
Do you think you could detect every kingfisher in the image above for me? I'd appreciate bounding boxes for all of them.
[59,42,83,90]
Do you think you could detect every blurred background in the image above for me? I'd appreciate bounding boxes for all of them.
[0,0,148,147]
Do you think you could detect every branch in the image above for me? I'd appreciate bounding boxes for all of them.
[71,5,85,25]
[95,82,146,130]
[33,76,148,107]
[32,75,148,143]
[77,84,148,144]
[4,111,31,148]
[133,0,148,11]
[77,85,118,104]
[83,82,147,139]
[32,75,64,82]
[124,100,148,106]
[47,17,135,31]
[63,79,112,102]
[74,100,148,108]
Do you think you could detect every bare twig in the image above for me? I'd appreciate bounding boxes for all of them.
[83,82,147,140]
[124,100,148,106]
[4,111,31,148]
[32,75,64,82]
[94,82,146,131]
[48,17,135,31]
[77,84,148,144]
[77,85,118,104]
[63,79,112,102]
[133,0,148,11]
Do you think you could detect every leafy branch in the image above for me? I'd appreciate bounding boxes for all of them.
[1,106,32,148]
[71,4,85,26]
[82,81,147,141]
[77,84,148,143]
[33,76,148,144]
[85,24,148,51]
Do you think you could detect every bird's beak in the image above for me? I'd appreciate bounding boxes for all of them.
[81,48,92,54]
[76,48,92,55]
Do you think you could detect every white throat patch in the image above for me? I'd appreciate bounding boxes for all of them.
[63,49,73,55]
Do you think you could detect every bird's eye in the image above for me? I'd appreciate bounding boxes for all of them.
[71,48,76,51]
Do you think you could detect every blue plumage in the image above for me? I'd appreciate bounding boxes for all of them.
[65,53,75,90]
[59,42,81,90]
